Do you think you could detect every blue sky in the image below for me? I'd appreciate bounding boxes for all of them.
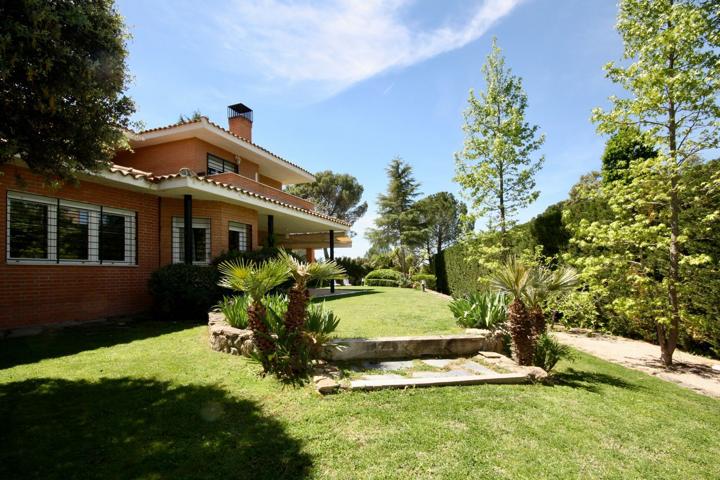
[117,0,623,257]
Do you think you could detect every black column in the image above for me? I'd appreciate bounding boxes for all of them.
[183,194,193,264]
[329,229,335,293]
[267,215,275,247]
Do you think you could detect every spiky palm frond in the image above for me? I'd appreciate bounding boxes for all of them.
[490,257,531,299]
[524,265,579,309]
[278,250,345,289]
[218,258,289,301]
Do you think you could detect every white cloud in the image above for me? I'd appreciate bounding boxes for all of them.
[212,0,523,98]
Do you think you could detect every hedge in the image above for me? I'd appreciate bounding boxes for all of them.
[148,264,223,321]
[411,273,436,291]
[433,243,487,297]
[365,278,401,287]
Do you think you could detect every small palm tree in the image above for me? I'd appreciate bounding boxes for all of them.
[218,258,289,368]
[278,251,345,334]
[524,266,578,338]
[490,257,534,365]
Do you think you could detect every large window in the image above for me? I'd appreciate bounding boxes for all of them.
[229,222,251,252]
[207,153,238,175]
[172,217,211,264]
[6,192,136,265]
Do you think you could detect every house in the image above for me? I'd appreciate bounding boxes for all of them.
[0,103,351,333]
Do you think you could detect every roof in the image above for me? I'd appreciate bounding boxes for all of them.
[106,164,351,228]
[128,117,314,181]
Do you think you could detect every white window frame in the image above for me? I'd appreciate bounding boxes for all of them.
[228,221,251,252]
[172,217,211,264]
[6,191,137,266]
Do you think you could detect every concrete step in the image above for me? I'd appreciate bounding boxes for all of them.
[323,334,504,361]
[349,372,529,391]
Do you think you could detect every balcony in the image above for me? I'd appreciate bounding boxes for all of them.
[208,172,315,211]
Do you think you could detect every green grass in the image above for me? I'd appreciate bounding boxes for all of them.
[1,291,719,479]
[318,286,461,337]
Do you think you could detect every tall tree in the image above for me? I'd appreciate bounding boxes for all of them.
[366,157,421,275]
[287,170,368,258]
[1,0,135,180]
[591,0,720,365]
[415,192,470,259]
[455,38,544,246]
[601,127,657,183]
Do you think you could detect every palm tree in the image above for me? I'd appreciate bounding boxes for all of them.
[278,251,345,334]
[490,257,534,365]
[218,258,289,369]
[524,266,578,338]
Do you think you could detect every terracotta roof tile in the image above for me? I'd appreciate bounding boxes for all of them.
[131,117,314,179]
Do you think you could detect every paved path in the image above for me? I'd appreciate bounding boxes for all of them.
[555,331,720,398]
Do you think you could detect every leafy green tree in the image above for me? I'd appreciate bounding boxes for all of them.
[415,192,470,259]
[0,0,134,180]
[591,0,720,365]
[601,127,657,183]
[529,202,571,258]
[366,157,422,275]
[287,170,368,258]
[455,38,544,245]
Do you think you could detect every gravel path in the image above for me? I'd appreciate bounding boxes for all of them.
[555,331,720,398]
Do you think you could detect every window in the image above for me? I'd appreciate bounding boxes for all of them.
[207,153,238,175]
[172,217,211,264]
[229,222,251,252]
[6,192,136,265]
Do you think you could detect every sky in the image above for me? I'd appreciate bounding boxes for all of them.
[117,0,624,258]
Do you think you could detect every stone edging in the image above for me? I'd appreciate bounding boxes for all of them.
[208,312,254,356]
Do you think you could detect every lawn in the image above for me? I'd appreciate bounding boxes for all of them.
[317,286,461,337]
[1,291,719,479]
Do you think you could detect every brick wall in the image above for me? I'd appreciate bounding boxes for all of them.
[0,165,160,330]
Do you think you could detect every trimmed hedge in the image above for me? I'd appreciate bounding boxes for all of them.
[433,243,486,297]
[365,278,401,287]
[148,264,223,321]
[411,273,436,291]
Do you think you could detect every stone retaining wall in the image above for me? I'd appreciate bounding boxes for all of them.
[208,312,254,356]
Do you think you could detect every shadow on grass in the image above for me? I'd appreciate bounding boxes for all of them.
[551,367,641,394]
[310,288,379,304]
[0,377,312,480]
[0,320,195,370]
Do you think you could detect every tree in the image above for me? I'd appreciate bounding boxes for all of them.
[178,110,203,123]
[490,258,533,365]
[287,170,368,257]
[1,0,135,181]
[591,0,720,365]
[455,38,545,246]
[415,192,470,259]
[366,157,422,275]
[601,127,657,183]
[529,202,571,258]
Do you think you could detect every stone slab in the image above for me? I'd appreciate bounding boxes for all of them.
[459,361,496,375]
[410,369,473,378]
[359,374,405,381]
[362,360,415,371]
[323,334,505,361]
[350,373,529,391]
[421,358,453,368]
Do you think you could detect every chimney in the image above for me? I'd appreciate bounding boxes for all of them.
[227,103,253,141]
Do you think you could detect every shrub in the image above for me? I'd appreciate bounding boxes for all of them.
[533,333,573,372]
[411,273,436,290]
[448,292,508,330]
[305,302,341,356]
[433,243,488,297]
[335,257,371,285]
[148,264,222,321]
[365,278,400,287]
[215,295,250,329]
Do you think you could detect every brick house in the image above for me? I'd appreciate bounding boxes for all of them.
[0,103,351,332]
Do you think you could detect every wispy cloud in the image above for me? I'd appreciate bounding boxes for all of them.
[211,0,523,99]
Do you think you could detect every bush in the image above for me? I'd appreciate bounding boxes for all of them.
[210,247,298,267]
[305,302,341,356]
[215,295,250,329]
[433,243,488,297]
[411,273,436,290]
[365,269,403,281]
[335,257,371,285]
[148,264,222,321]
[365,278,400,287]
[533,333,573,372]
[448,292,508,330]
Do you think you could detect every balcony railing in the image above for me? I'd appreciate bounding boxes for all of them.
[208,172,315,211]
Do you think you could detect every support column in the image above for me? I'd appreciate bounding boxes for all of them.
[183,194,193,264]
[329,229,335,293]
[267,215,275,247]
